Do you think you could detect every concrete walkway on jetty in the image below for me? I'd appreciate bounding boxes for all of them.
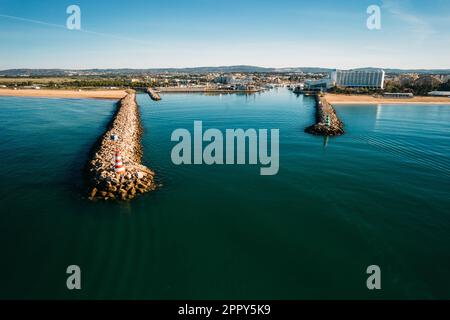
[86,90,157,201]
[305,95,345,136]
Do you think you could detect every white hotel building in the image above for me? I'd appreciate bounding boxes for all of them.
[331,69,385,89]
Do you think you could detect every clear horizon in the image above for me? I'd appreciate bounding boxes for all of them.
[1,0,449,70]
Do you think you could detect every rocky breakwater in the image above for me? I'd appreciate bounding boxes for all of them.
[305,94,344,136]
[146,88,161,101]
[86,90,157,201]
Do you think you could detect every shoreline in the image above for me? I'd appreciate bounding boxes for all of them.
[325,93,450,105]
[0,88,127,100]
[0,87,262,99]
[2,89,450,105]
[157,87,262,93]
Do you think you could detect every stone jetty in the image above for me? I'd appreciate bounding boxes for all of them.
[146,88,161,101]
[305,94,344,136]
[86,90,157,201]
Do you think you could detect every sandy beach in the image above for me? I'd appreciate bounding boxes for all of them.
[325,93,450,105]
[0,88,128,100]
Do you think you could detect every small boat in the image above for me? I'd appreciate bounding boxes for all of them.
[293,84,304,93]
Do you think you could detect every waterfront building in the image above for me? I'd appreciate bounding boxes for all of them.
[331,69,385,89]
[214,75,236,84]
[428,91,450,97]
[304,79,333,91]
[383,92,414,99]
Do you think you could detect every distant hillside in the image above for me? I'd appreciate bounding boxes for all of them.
[0,66,325,76]
[0,69,70,76]
[0,66,449,76]
[384,68,450,75]
[353,67,450,75]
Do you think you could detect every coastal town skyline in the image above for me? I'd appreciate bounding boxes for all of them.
[1,0,450,70]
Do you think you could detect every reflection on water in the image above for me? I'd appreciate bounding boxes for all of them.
[343,103,450,178]
[323,135,329,148]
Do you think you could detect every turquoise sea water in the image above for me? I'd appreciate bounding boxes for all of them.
[0,90,449,299]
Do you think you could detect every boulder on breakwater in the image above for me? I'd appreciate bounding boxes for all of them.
[305,94,344,136]
[86,90,157,201]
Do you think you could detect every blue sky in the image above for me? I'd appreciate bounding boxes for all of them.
[0,0,449,69]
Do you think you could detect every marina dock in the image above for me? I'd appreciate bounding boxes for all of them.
[156,87,262,93]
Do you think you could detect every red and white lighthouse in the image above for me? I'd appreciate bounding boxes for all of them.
[114,150,126,174]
